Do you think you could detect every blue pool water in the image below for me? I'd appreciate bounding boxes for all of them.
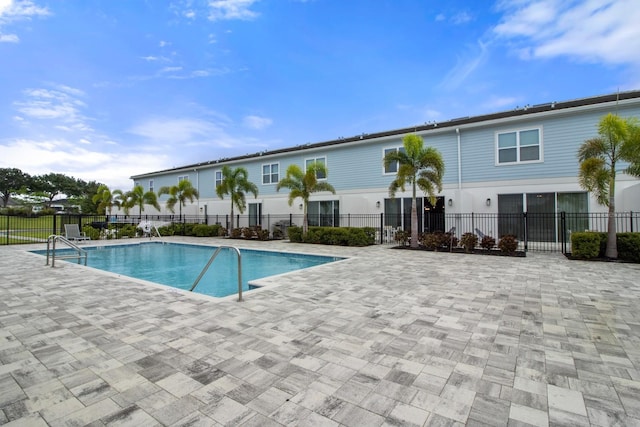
[33,242,342,298]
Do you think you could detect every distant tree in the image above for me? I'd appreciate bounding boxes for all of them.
[384,134,444,249]
[276,161,336,233]
[92,184,122,216]
[158,179,199,218]
[121,185,160,216]
[77,180,103,214]
[216,166,258,232]
[578,113,640,258]
[0,168,30,208]
[31,173,83,207]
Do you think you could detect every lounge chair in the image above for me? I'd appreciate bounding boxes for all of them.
[64,224,90,242]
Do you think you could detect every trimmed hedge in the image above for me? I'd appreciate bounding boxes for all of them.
[571,231,640,262]
[570,232,602,259]
[287,226,375,246]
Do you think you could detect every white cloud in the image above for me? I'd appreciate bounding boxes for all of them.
[128,117,225,144]
[451,11,473,25]
[440,40,489,89]
[494,0,640,65]
[243,115,272,130]
[0,33,17,42]
[207,0,259,21]
[0,137,168,190]
[0,0,49,42]
[481,95,519,110]
[15,87,91,132]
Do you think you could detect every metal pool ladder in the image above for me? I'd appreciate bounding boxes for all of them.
[190,246,243,301]
[45,235,88,267]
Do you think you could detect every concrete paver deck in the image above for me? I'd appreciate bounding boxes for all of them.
[1,237,639,426]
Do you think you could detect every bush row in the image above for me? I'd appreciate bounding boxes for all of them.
[571,232,640,262]
[288,226,376,246]
[397,230,518,254]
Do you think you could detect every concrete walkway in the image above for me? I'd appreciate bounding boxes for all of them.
[0,238,639,426]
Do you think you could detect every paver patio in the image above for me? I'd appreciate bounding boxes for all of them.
[0,237,639,426]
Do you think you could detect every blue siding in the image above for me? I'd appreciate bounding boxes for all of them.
[132,100,640,197]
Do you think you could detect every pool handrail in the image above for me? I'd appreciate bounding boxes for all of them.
[45,235,88,267]
[190,246,243,301]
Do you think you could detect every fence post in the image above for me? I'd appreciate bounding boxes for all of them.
[380,213,384,244]
[523,212,528,252]
[52,213,57,237]
[631,211,634,233]
[4,214,8,245]
[289,213,293,227]
[561,211,566,254]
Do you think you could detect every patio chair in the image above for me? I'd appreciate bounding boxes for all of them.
[64,224,90,242]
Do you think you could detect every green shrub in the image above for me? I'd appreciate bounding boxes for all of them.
[83,225,100,240]
[288,226,374,246]
[459,232,478,252]
[118,224,137,238]
[480,235,496,250]
[617,232,640,263]
[571,232,601,259]
[157,224,175,236]
[287,226,303,242]
[193,224,221,237]
[498,234,518,254]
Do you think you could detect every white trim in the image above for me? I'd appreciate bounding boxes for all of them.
[495,126,544,166]
[382,145,403,175]
[261,162,280,185]
[304,156,327,180]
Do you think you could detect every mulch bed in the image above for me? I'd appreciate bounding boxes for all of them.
[391,246,526,257]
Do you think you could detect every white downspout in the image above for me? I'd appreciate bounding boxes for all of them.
[456,128,461,190]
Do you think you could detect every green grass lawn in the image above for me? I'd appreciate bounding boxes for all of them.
[1,215,56,244]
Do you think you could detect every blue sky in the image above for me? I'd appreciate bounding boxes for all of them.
[1,0,639,190]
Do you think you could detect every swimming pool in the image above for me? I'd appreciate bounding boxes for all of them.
[33,242,342,298]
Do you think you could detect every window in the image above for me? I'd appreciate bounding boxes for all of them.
[215,170,222,188]
[307,200,339,227]
[497,128,541,164]
[305,157,326,179]
[249,203,262,227]
[262,163,279,184]
[178,175,188,182]
[149,179,154,192]
[383,147,405,174]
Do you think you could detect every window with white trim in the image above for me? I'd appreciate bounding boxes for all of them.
[305,157,326,179]
[383,146,406,174]
[262,163,279,184]
[497,128,542,164]
[149,179,154,192]
[178,175,188,182]
[215,170,222,188]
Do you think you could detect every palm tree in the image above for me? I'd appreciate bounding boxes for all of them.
[121,185,160,217]
[158,179,199,218]
[92,184,121,216]
[384,134,444,248]
[578,113,640,259]
[276,161,336,233]
[216,166,258,232]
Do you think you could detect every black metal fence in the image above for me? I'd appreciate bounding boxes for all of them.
[1,211,638,253]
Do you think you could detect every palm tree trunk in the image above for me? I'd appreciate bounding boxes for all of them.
[605,170,617,258]
[303,201,309,234]
[411,196,418,248]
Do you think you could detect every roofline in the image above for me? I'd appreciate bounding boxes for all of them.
[131,89,640,179]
